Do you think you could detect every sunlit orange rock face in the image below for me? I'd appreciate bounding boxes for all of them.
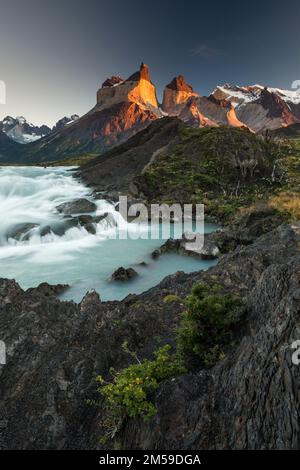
[11,65,300,164]
[96,63,159,112]
[175,94,245,129]
[179,97,218,127]
[90,101,158,142]
[226,106,245,127]
[93,63,160,140]
[162,75,199,115]
[209,95,245,127]
[162,76,244,129]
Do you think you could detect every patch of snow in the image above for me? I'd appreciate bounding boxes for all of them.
[215,85,263,106]
[6,129,42,144]
[268,87,300,105]
[214,84,300,107]
[20,134,42,144]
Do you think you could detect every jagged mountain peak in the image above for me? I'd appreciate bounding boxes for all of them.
[126,62,152,82]
[212,84,263,106]
[166,75,194,93]
[96,62,159,112]
[2,115,15,125]
[3,64,300,163]
[257,88,295,123]
[15,116,27,124]
[3,115,28,125]
[211,84,300,131]
[52,115,80,132]
[213,83,300,107]
[0,115,51,144]
[102,76,124,88]
[162,75,199,115]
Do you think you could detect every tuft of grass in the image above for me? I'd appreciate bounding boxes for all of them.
[270,192,300,221]
[163,294,182,303]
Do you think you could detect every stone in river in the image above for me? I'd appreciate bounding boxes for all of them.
[56,198,97,215]
[111,267,138,282]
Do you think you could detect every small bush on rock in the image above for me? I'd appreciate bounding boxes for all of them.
[96,344,186,441]
[177,282,244,368]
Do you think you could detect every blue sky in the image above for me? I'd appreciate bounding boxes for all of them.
[0,0,300,125]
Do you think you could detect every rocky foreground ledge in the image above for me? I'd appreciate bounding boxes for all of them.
[0,223,300,449]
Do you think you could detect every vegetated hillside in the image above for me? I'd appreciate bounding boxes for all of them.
[79,117,186,197]
[134,125,285,221]
[265,124,300,221]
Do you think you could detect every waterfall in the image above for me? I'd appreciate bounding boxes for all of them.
[0,165,218,302]
[0,166,122,250]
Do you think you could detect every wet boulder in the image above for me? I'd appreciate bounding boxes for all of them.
[78,213,111,234]
[92,213,109,224]
[111,267,138,282]
[185,232,220,259]
[56,198,97,215]
[6,223,39,241]
[84,223,97,235]
[151,233,220,260]
[39,218,82,237]
[78,215,94,225]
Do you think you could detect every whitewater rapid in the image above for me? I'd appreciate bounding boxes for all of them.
[0,166,218,301]
[0,166,123,250]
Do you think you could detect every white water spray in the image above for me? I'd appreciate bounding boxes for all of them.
[0,166,217,301]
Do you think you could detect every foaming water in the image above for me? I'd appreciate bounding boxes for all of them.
[0,166,218,302]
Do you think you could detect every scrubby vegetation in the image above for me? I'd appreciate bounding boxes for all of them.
[177,282,245,368]
[95,282,244,442]
[269,136,300,221]
[163,294,182,303]
[135,126,286,223]
[270,192,300,221]
[95,343,186,441]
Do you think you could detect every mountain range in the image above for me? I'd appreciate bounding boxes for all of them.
[1,62,300,163]
[0,114,80,144]
[0,116,51,144]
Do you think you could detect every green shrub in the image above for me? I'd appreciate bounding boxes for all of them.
[96,344,186,440]
[177,282,244,368]
[163,294,182,303]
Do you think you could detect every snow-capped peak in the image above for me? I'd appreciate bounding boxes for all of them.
[0,115,51,144]
[15,116,27,125]
[267,87,300,105]
[52,114,80,132]
[212,83,300,108]
[212,84,264,107]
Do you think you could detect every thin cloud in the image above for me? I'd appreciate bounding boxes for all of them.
[191,44,219,58]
